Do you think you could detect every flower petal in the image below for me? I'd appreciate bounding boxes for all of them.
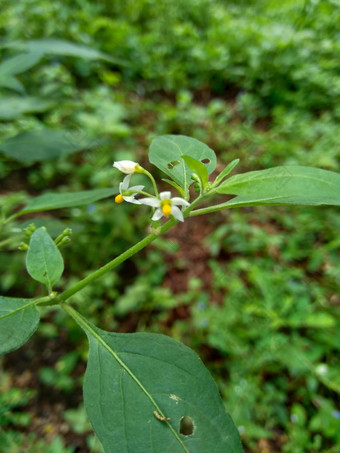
[171,197,190,207]
[159,191,171,200]
[139,197,160,207]
[129,185,144,191]
[123,195,141,205]
[121,175,131,191]
[152,209,163,221]
[171,206,184,222]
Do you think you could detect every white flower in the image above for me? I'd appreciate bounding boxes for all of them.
[113,160,138,174]
[139,191,190,222]
[115,175,144,205]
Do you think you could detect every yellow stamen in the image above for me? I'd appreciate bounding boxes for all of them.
[115,194,124,204]
[162,203,172,217]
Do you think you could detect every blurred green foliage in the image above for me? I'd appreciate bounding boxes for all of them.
[1,0,340,451]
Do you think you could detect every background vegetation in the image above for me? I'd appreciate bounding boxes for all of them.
[0,0,339,451]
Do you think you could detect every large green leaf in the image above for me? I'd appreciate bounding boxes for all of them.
[0,129,101,162]
[149,135,216,198]
[0,297,40,356]
[0,96,54,120]
[8,39,125,65]
[20,188,116,214]
[79,317,242,453]
[216,166,340,208]
[26,228,64,289]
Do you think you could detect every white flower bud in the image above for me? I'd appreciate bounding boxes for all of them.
[113,160,138,174]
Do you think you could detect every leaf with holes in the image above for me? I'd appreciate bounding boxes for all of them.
[0,297,40,356]
[76,311,242,453]
[216,166,340,208]
[26,227,64,289]
[149,135,216,198]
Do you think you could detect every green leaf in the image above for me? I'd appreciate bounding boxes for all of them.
[149,135,216,198]
[8,39,126,65]
[216,166,340,208]
[0,96,54,120]
[26,228,64,288]
[20,188,116,214]
[0,52,41,93]
[215,159,240,185]
[0,129,102,162]
[0,75,24,93]
[80,320,242,453]
[182,155,209,188]
[0,297,40,356]
[0,52,42,77]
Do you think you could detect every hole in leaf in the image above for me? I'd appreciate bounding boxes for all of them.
[179,416,194,436]
[201,158,210,164]
[167,160,181,169]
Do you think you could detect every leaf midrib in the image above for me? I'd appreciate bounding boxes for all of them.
[63,303,190,453]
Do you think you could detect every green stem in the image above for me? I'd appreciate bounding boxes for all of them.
[183,193,208,216]
[188,201,232,217]
[56,218,176,303]
[125,189,154,198]
[0,294,56,321]
[3,211,23,225]
[142,169,159,198]
[0,236,19,248]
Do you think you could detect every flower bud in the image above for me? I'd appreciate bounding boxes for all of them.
[113,160,138,174]
[18,242,29,251]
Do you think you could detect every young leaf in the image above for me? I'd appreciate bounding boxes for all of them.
[215,159,240,185]
[182,155,209,188]
[0,297,40,356]
[75,315,242,453]
[20,188,116,215]
[149,135,216,198]
[26,227,64,289]
[216,166,340,207]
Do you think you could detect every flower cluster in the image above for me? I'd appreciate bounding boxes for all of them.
[113,160,189,222]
